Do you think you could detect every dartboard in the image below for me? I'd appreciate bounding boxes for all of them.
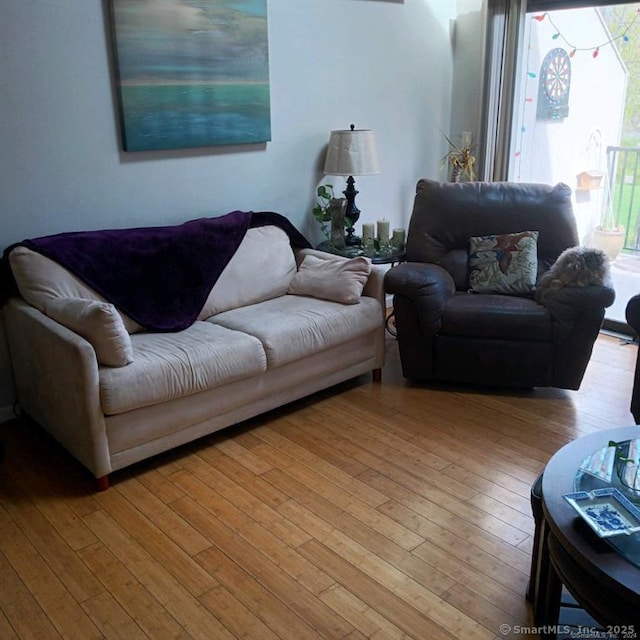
[537,48,571,119]
[543,48,571,100]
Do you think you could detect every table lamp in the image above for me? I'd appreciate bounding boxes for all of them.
[323,124,380,245]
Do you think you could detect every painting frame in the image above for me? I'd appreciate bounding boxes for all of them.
[109,0,271,152]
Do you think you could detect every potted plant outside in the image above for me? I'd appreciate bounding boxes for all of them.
[591,225,625,262]
[589,184,625,262]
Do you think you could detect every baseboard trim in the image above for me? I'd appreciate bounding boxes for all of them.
[602,318,634,338]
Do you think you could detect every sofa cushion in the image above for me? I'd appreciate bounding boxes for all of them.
[287,255,371,304]
[9,246,143,333]
[44,298,134,367]
[469,230,539,295]
[99,322,267,415]
[198,226,297,319]
[441,292,552,341]
[209,294,382,369]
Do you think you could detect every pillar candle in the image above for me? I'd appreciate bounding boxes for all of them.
[377,219,390,244]
[392,228,406,249]
[362,223,375,246]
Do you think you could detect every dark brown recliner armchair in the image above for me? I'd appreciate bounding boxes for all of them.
[626,295,640,423]
[385,179,615,389]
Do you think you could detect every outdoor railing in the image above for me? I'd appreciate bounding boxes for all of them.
[606,145,640,252]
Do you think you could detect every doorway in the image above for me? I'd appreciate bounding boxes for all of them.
[485,1,640,329]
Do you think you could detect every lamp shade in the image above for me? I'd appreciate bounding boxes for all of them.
[323,128,380,176]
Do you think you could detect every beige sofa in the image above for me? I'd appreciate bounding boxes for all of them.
[4,223,385,489]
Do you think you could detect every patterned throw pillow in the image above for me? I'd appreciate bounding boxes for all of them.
[468,230,539,295]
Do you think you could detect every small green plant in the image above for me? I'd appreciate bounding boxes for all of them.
[312,184,334,239]
[609,440,640,492]
[312,184,353,240]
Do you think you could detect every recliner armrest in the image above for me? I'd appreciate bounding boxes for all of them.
[384,263,456,378]
[626,294,640,332]
[385,262,455,302]
[626,295,640,424]
[541,284,615,315]
[538,284,615,389]
[385,262,455,333]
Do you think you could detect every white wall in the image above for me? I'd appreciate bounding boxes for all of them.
[450,0,484,159]
[0,0,481,419]
[0,0,459,243]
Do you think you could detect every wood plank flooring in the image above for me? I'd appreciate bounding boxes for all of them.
[0,331,637,640]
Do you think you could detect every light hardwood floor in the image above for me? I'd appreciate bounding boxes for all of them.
[0,331,637,640]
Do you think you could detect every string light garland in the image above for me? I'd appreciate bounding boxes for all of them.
[533,9,639,58]
[513,8,640,174]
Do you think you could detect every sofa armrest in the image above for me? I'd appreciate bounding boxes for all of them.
[293,247,385,374]
[4,298,111,478]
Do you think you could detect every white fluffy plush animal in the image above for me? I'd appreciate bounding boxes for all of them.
[534,246,610,304]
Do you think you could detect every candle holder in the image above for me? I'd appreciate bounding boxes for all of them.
[329,198,346,250]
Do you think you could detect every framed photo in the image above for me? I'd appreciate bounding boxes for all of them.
[109,0,271,152]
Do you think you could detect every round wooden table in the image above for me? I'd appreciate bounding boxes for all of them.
[539,426,640,631]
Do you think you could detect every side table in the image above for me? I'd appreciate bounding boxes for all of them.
[315,241,406,266]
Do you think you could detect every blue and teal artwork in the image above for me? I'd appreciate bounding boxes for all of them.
[110,0,271,151]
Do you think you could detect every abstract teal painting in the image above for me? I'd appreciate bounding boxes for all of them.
[110,0,271,151]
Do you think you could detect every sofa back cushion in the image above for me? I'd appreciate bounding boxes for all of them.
[406,180,578,291]
[10,225,297,329]
[198,225,297,318]
[9,246,143,333]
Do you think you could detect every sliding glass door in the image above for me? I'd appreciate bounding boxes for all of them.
[483,0,640,329]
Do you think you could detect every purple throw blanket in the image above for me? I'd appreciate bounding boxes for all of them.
[4,211,310,331]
